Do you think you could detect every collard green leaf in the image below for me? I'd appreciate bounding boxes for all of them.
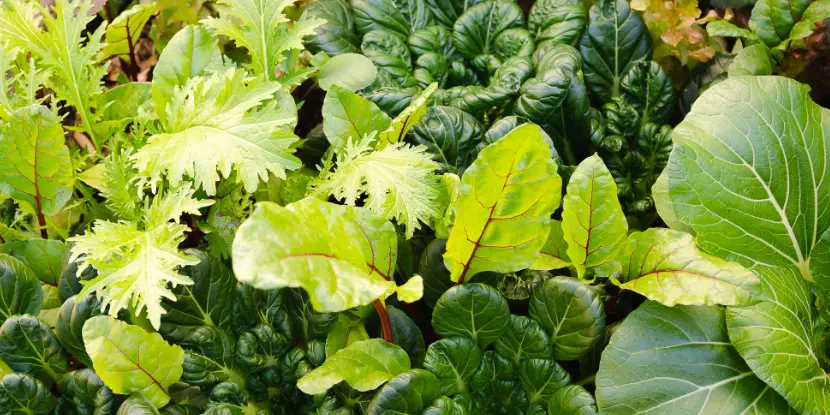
[152,25,222,123]
[302,0,362,55]
[596,302,793,414]
[0,315,66,385]
[431,283,510,347]
[452,0,525,60]
[548,385,597,415]
[0,254,43,325]
[613,229,761,306]
[367,369,440,414]
[667,76,829,277]
[100,3,158,61]
[578,0,651,102]
[528,277,604,360]
[411,105,484,172]
[494,315,552,365]
[57,295,103,368]
[317,53,378,92]
[232,199,395,313]
[530,220,571,270]
[620,61,674,125]
[519,358,571,405]
[561,154,628,278]
[727,266,830,414]
[298,339,410,395]
[2,239,65,285]
[0,373,55,414]
[323,84,392,150]
[83,316,184,408]
[352,0,433,37]
[0,105,73,216]
[443,124,561,283]
[58,369,116,414]
[423,337,483,395]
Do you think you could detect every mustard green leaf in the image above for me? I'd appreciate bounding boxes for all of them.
[0,105,73,216]
[83,316,184,408]
[444,124,561,283]
[561,154,627,278]
[613,228,761,306]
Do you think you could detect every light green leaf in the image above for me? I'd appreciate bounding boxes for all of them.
[667,76,829,277]
[727,266,830,414]
[0,105,73,216]
[651,169,694,234]
[322,85,392,150]
[613,229,761,306]
[596,302,793,414]
[232,198,396,313]
[317,53,378,91]
[749,0,822,46]
[367,369,440,414]
[728,44,773,77]
[325,316,370,358]
[152,25,223,124]
[562,154,627,278]
[377,82,438,147]
[202,0,324,81]
[530,220,571,270]
[83,316,184,409]
[134,68,301,195]
[297,339,410,395]
[100,4,158,61]
[789,0,830,41]
[1,240,65,285]
[706,20,754,38]
[432,283,510,348]
[395,276,423,303]
[444,124,561,283]
[811,228,830,312]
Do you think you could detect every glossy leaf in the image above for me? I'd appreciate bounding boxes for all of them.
[302,0,362,55]
[748,0,815,46]
[2,239,65,285]
[528,277,604,360]
[432,283,510,347]
[410,106,484,173]
[529,0,587,46]
[494,315,552,365]
[444,124,561,283]
[0,254,43,325]
[613,229,761,306]
[620,61,674,125]
[352,0,433,37]
[561,154,628,278]
[548,385,597,415]
[117,394,161,414]
[57,369,116,414]
[452,0,525,60]
[519,358,571,405]
[322,85,391,150]
[317,53,378,92]
[83,316,184,408]
[596,302,793,414]
[423,337,483,395]
[578,0,651,102]
[386,306,426,367]
[366,369,440,414]
[298,339,410,395]
[418,239,455,308]
[0,315,66,385]
[0,105,73,216]
[0,373,55,414]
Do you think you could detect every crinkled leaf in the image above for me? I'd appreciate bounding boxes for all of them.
[425,0,487,27]
[620,61,674,125]
[410,105,485,173]
[302,0,362,55]
[528,277,604,360]
[2,239,65,285]
[57,369,116,414]
[0,254,43,325]
[352,0,433,37]
[562,154,628,278]
[0,315,66,385]
[298,339,410,395]
[494,315,552,366]
[613,228,761,306]
[519,358,571,405]
[596,302,794,414]
[444,124,561,283]
[161,250,236,334]
[423,337,482,395]
[529,0,587,47]
[83,316,184,408]
[452,0,525,60]
[57,295,102,368]
[0,373,55,414]
[117,394,161,414]
[431,283,510,347]
[0,105,73,216]
[367,369,440,414]
[548,385,597,415]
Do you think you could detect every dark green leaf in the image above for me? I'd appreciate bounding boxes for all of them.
[452,0,524,60]
[367,369,440,414]
[56,294,103,368]
[302,0,362,55]
[519,358,571,405]
[387,306,426,367]
[0,315,66,385]
[57,369,116,414]
[528,277,604,360]
[470,350,516,390]
[352,0,433,37]
[409,26,455,58]
[0,373,55,414]
[547,385,597,415]
[494,316,552,365]
[0,254,42,325]
[425,0,487,27]
[2,240,65,285]
[423,337,483,395]
[432,283,510,347]
[620,61,675,125]
[418,239,454,308]
[529,0,587,46]
[410,106,484,173]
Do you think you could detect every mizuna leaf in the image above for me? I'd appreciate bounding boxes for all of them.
[727,266,830,414]
[613,229,761,306]
[595,302,794,414]
[100,4,158,62]
[152,25,223,124]
[444,124,561,283]
[666,76,830,278]
[530,220,571,270]
[133,68,301,195]
[322,85,392,151]
[201,0,325,81]
[82,316,184,408]
[0,105,73,217]
[297,339,410,395]
[231,198,397,313]
[561,154,628,279]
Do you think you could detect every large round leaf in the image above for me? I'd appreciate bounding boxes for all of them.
[0,373,55,414]
[367,369,440,414]
[432,283,510,347]
[0,315,66,385]
[302,0,362,55]
[528,277,604,360]
[548,385,597,415]
[0,254,42,325]
[423,337,483,395]
[57,369,116,413]
[494,315,552,365]
[519,358,571,405]
[410,106,484,173]
[595,302,794,414]
[452,0,524,60]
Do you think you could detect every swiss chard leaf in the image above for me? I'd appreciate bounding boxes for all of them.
[530,220,571,270]
[443,124,561,283]
[100,3,158,62]
[322,85,392,150]
[297,339,410,395]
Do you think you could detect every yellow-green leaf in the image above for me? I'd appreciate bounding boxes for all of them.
[100,4,158,61]
[530,220,571,270]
